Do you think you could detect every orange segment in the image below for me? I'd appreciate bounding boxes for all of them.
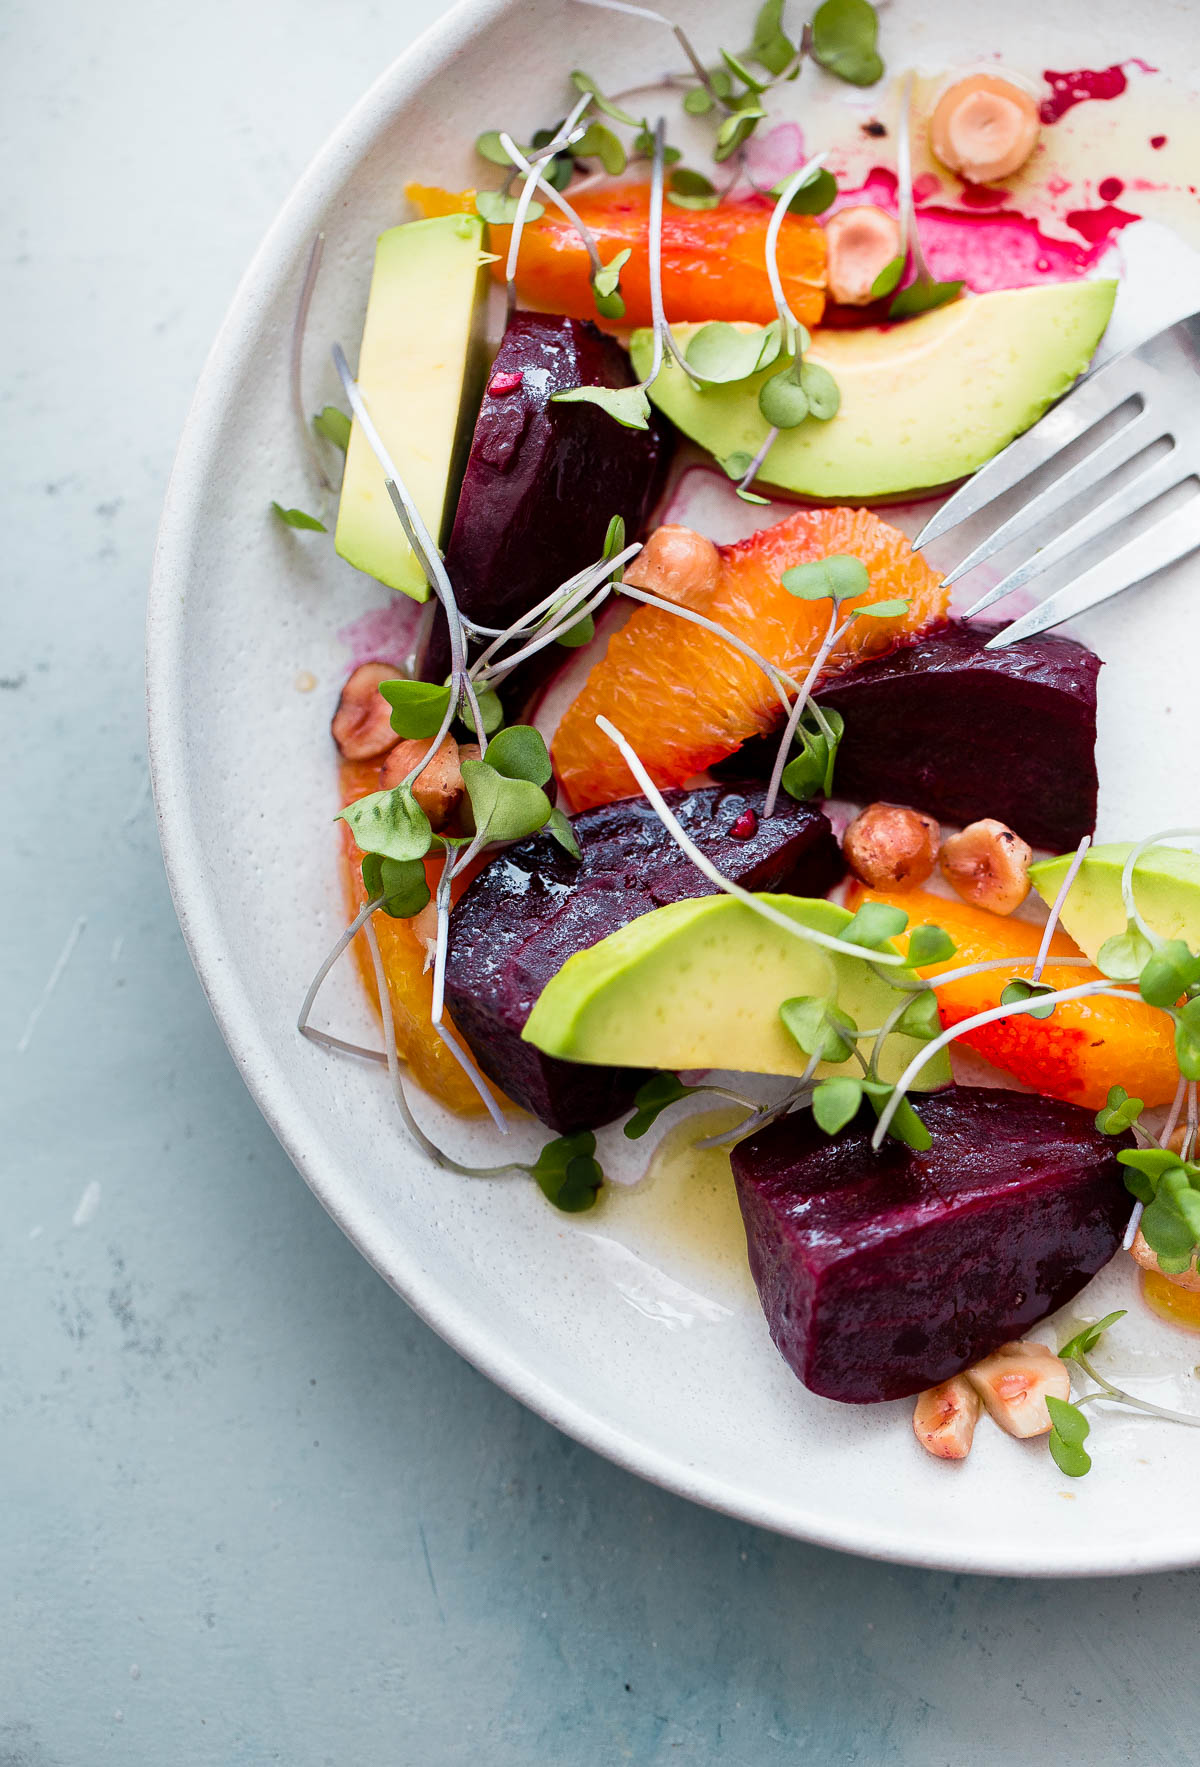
[849,883,1181,1110]
[405,182,477,218]
[553,508,951,810]
[407,181,827,329]
[338,758,497,1116]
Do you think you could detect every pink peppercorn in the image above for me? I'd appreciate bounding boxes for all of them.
[730,808,759,840]
[488,369,524,395]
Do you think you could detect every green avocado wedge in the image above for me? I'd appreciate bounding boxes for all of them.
[521,894,952,1088]
[629,281,1117,501]
[1030,842,1200,965]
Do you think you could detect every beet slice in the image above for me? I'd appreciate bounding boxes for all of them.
[445,785,842,1133]
[730,1086,1131,1403]
[419,312,672,707]
[713,621,1100,850]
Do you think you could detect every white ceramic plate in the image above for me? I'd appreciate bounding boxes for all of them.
[149,0,1200,1574]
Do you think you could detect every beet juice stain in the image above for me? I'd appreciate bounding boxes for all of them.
[1040,60,1158,125]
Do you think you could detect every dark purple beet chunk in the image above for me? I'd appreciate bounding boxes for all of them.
[445,785,842,1133]
[713,621,1100,850]
[420,312,672,707]
[730,1087,1131,1403]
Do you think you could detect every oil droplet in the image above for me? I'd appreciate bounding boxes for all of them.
[295,669,317,692]
[1142,1269,1200,1332]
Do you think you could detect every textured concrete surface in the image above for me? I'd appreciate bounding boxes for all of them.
[3,1,1199,1762]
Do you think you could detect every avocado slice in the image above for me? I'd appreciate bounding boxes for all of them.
[1030,842,1200,964]
[628,281,1117,500]
[522,893,951,1088]
[335,215,488,600]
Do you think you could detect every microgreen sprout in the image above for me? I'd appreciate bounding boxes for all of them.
[312,406,351,452]
[809,0,882,85]
[271,503,327,532]
[624,1072,701,1138]
[883,73,963,320]
[1041,1310,1200,1475]
[289,232,334,496]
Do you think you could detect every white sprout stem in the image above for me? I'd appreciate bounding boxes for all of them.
[638,118,669,392]
[871,981,1143,1148]
[1160,1073,1188,1147]
[1074,1357,1200,1428]
[296,894,384,1041]
[1120,828,1200,944]
[763,604,846,819]
[474,581,615,686]
[595,714,909,965]
[572,0,733,111]
[471,545,640,681]
[737,426,780,498]
[932,954,1093,988]
[1032,834,1091,982]
[764,154,828,352]
[616,580,798,713]
[1186,1081,1199,1162]
[467,542,640,656]
[1122,1200,1145,1251]
[499,122,602,288]
[331,344,484,743]
[301,1026,388,1067]
[291,233,333,493]
[894,72,931,284]
[429,845,456,1027]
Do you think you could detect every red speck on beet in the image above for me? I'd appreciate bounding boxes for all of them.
[1098,176,1125,202]
[487,370,524,395]
[730,809,759,840]
[1151,134,1167,149]
[1040,64,1128,125]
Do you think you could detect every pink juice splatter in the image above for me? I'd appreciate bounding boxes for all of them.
[338,597,427,668]
[1040,59,1158,125]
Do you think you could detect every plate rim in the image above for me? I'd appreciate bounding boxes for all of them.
[147,0,1200,1579]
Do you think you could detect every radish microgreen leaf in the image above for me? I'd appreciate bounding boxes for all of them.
[1000,977,1058,1020]
[906,924,956,967]
[1045,1396,1092,1478]
[475,190,545,225]
[546,807,582,860]
[1097,919,1156,981]
[1094,1085,1144,1136]
[575,121,628,174]
[869,255,905,300]
[773,167,838,214]
[460,758,552,844]
[483,724,553,786]
[1138,940,1200,1009]
[360,853,432,919]
[551,383,652,430]
[780,995,859,1063]
[749,0,797,75]
[530,1130,603,1210]
[312,406,351,451]
[1059,1310,1127,1364]
[810,0,883,86]
[570,69,641,128]
[812,1075,863,1134]
[338,785,433,863]
[844,900,908,950]
[781,555,870,602]
[888,277,963,320]
[625,1072,700,1138]
[271,502,326,531]
[379,679,452,739]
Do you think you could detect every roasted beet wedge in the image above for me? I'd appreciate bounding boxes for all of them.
[419,312,672,706]
[730,1086,1130,1403]
[445,786,842,1132]
[714,622,1099,850]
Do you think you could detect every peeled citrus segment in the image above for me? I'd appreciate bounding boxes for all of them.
[406,182,477,218]
[848,883,1181,1110]
[409,181,826,329]
[338,759,498,1116]
[552,507,950,811]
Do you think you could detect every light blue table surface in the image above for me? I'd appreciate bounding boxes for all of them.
[4,2,1198,1761]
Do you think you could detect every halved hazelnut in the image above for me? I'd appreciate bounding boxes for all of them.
[966,1341,1070,1438]
[380,733,465,831]
[624,525,721,607]
[940,818,1032,915]
[332,660,404,760]
[930,74,1041,185]
[825,205,903,306]
[843,802,940,892]
[913,1375,981,1460]
[1129,1228,1200,1292]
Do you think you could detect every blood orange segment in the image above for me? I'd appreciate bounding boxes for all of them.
[406,181,827,329]
[553,508,951,810]
[338,758,498,1116]
[849,883,1181,1110]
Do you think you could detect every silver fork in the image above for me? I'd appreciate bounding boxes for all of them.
[912,309,1200,648]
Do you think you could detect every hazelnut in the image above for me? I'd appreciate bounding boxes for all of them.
[623,525,721,607]
[966,1341,1070,1438]
[331,660,405,760]
[930,74,1041,185]
[379,733,466,831]
[843,803,940,891]
[411,900,440,973]
[824,205,903,306]
[913,1375,981,1460]
[1129,1228,1200,1292]
[940,818,1032,915]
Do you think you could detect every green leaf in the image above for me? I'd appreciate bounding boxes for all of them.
[1046,1397,1092,1477]
[624,1072,699,1139]
[1139,939,1200,1008]
[1117,1146,1184,1182]
[556,611,596,647]
[889,278,964,320]
[869,255,905,300]
[484,724,552,786]
[475,129,515,166]
[907,924,956,967]
[312,406,352,451]
[569,70,640,126]
[781,554,870,603]
[715,109,764,162]
[271,502,326,532]
[863,1082,932,1151]
[1097,919,1156,981]
[844,900,908,950]
[592,246,632,299]
[896,990,942,1040]
[857,597,910,619]
[475,189,546,226]
[798,360,840,421]
[546,806,582,861]
[1094,1085,1144,1137]
[812,1076,863,1135]
[530,1130,603,1211]
[667,191,723,211]
[634,124,680,162]
[551,384,651,430]
[1176,999,1200,1081]
[776,167,838,215]
[361,853,432,919]
[575,122,628,175]
[810,0,884,85]
[460,758,552,845]
[683,86,714,115]
[338,786,433,863]
[1058,1309,1127,1364]
[378,678,451,739]
[720,47,768,93]
[603,513,627,575]
[749,0,797,75]
[1000,977,1058,1021]
[686,321,781,383]
[457,687,504,739]
[780,995,859,1063]
[758,365,810,429]
[1140,1193,1199,1265]
[781,735,828,803]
